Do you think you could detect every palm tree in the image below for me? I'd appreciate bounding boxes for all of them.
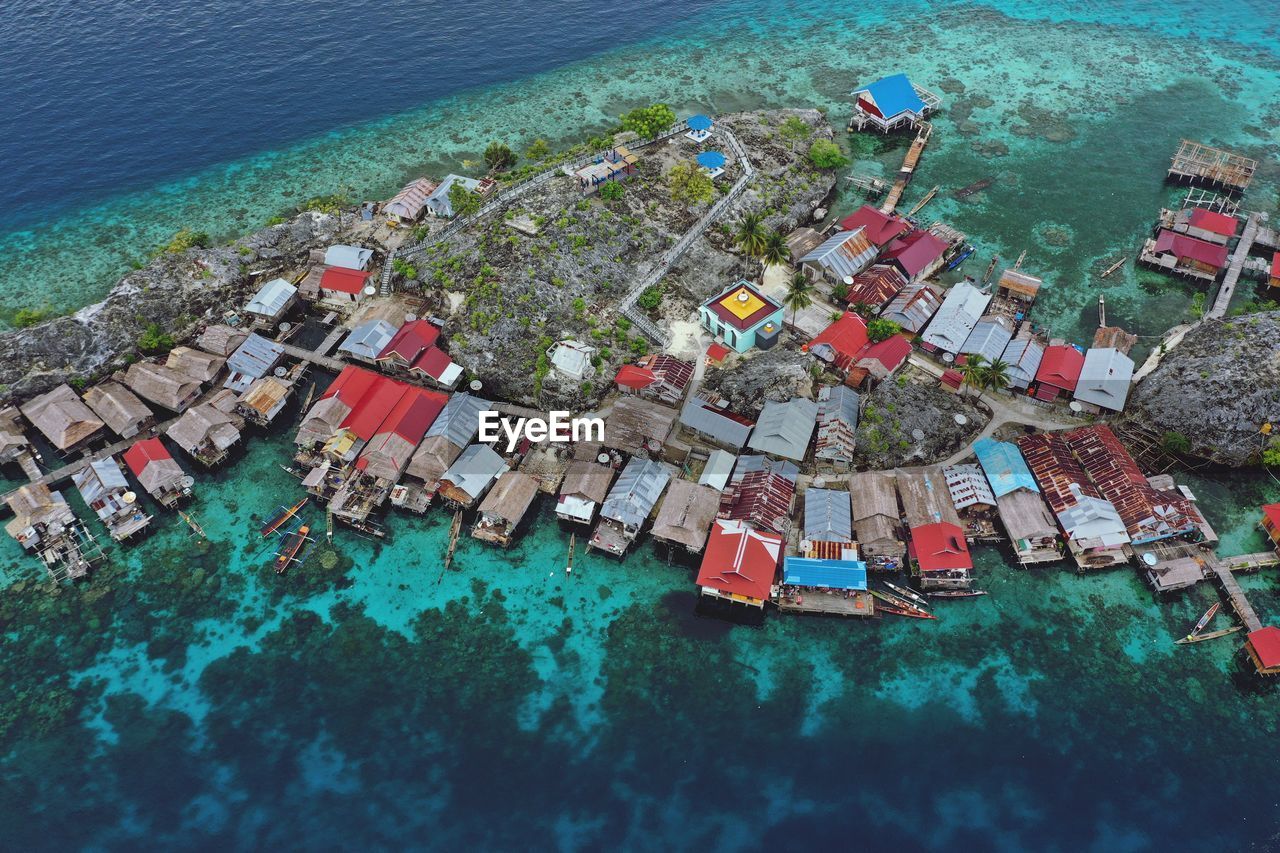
[957,353,988,399]
[761,230,791,271]
[982,358,1011,395]
[785,271,813,327]
[735,212,768,259]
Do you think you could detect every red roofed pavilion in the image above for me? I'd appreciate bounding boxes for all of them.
[838,205,910,247]
[1187,207,1238,239]
[910,521,973,583]
[1245,626,1280,675]
[1033,345,1085,401]
[696,519,783,607]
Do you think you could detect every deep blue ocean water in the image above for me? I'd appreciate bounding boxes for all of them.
[3,1,1280,849]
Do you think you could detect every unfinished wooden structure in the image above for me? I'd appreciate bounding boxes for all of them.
[1167,140,1257,194]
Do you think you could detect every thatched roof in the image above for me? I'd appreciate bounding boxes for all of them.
[83,381,153,438]
[20,384,104,451]
[849,470,902,552]
[196,325,249,357]
[406,434,463,485]
[651,479,719,552]
[603,397,677,455]
[5,483,74,539]
[895,465,962,529]
[560,460,614,504]
[478,471,539,525]
[166,347,226,384]
[166,403,243,455]
[120,362,201,412]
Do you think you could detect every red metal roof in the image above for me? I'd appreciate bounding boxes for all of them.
[355,386,447,472]
[940,369,963,389]
[1187,207,1238,237]
[1035,345,1085,392]
[838,205,910,247]
[411,346,453,379]
[615,364,657,390]
[320,267,373,294]
[719,470,796,536]
[910,522,972,572]
[318,365,429,441]
[377,320,440,363]
[881,230,948,278]
[1263,503,1280,531]
[1152,229,1229,268]
[803,312,869,369]
[320,365,383,405]
[847,265,907,306]
[1271,252,1280,279]
[1247,626,1280,670]
[858,335,912,371]
[707,342,731,361]
[123,437,172,476]
[696,519,782,602]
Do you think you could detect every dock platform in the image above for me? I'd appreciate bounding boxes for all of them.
[1168,139,1257,194]
[881,122,932,214]
[1207,211,1261,320]
[776,589,875,617]
[1206,555,1264,633]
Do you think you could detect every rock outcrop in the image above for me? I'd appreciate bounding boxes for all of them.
[853,378,986,469]
[701,348,814,419]
[0,213,342,402]
[1126,313,1280,466]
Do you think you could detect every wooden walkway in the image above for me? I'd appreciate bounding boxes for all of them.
[280,342,348,373]
[314,325,346,357]
[1207,211,1260,320]
[881,123,932,214]
[1222,551,1280,572]
[1206,555,1264,633]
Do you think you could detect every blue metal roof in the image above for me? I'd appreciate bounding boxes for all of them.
[687,114,713,131]
[973,437,1038,498]
[783,556,867,590]
[853,73,925,117]
[697,151,726,169]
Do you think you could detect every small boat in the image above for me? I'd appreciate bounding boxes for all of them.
[927,589,989,599]
[874,600,938,621]
[565,533,576,576]
[945,244,976,270]
[274,523,311,574]
[261,497,309,537]
[1175,626,1242,645]
[871,589,936,619]
[884,581,930,608]
[952,177,994,199]
[1188,602,1220,637]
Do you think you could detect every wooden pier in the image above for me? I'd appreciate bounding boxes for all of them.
[1206,555,1263,633]
[1168,139,1257,194]
[280,342,348,373]
[443,510,462,572]
[880,122,933,214]
[1207,211,1261,320]
[1221,551,1280,572]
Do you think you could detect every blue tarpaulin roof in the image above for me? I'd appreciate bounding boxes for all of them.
[853,73,925,117]
[783,556,867,590]
[973,437,1039,498]
[697,150,726,169]
[687,114,713,131]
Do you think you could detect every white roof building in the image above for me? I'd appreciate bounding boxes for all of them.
[245,278,297,321]
[920,282,991,354]
[1073,348,1135,412]
[324,245,374,270]
[548,340,595,381]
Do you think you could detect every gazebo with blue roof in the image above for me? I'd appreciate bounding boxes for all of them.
[697,150,726,179]
[686,113,713,142]
[849,73,940,133]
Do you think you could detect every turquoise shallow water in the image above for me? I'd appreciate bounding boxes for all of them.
[4,1,1280,848]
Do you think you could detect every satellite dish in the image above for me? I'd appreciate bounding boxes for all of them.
[954,414,969,426]
[912,428,925,441]
[942,352,955,363]
[1069,401,1084,412]
[469,379,483,392]
[274,366,288,377]
[362,285,377,296]
[813,476,826,488]
[122,491,137,504]
[800,539,812,552]
[279,322,292,332]
[179,476,195,489]
[405,313,417,322]
[1142,552,1158,566]
[842,276,854,286]
[597,453,611,464]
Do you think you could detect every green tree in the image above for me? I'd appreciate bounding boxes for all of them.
[448,182,481,218]
[483,142,516,172]
[866,317,901,343]
[734,211,768,258]
[761,230,791,269]
[808,139,848,170]
[161,228,211,255]
[599,180,625,202]
[620,103,676,140]
[391,258,418,280]
[785,271,813,326]
[137,323,174,354]
[779,115,812,149]
[12,307,48,329]
[1161,431,1191,455]
[525,138,550,161]
[299,194,347,214]
[983,358,1011,394]
[1263,446,1280,467]
[637,285,664,311]
[668,160,715,207]
[958,353,988,398]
